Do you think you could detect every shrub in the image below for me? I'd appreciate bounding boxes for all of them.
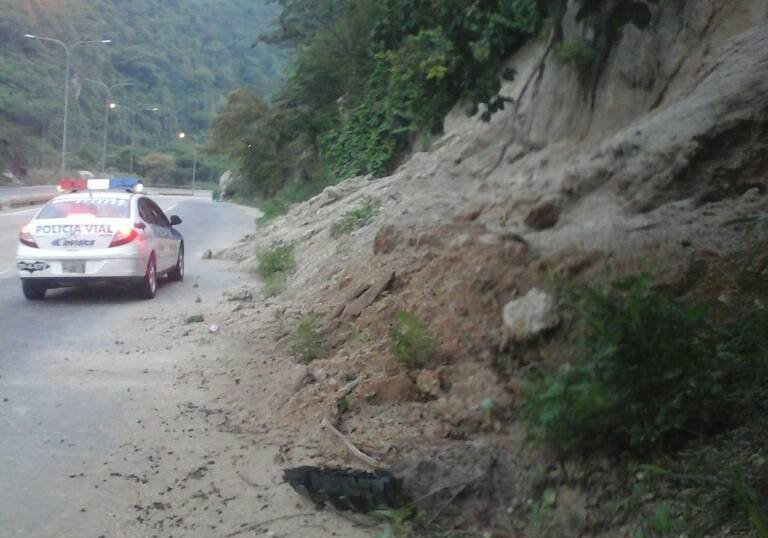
[253,241,295,296]
[255,241,295,279]
[330,196,381,238]
[256,198,289,227]
[524,276,768,455]
[389,311,438,369]
[554,39,595,68]
[290,313,328,364]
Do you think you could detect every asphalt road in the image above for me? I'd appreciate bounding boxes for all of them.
[0,195,256,537]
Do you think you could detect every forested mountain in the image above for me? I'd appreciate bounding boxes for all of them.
[0,0,284,181]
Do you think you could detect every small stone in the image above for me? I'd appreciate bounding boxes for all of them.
[195,295,202,303]
[208,324,219,334]
[502,288,559,342]
[226,289,253,302]
[524,200,560,231]
[416,370,442,397]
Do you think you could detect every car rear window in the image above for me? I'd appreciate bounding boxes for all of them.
[38,198,131,219]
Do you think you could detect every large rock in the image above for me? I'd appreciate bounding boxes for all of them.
[502,288,559,341]
[219,170,235,198]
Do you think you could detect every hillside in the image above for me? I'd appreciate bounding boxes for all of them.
[0,0,284,180]
[181,0,767,536]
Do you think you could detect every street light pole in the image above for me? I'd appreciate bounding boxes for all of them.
[111,103,160,175]
[24,34,111,175]
[178,132,198,195]
[130,111,136,174]
[85,79,132,173]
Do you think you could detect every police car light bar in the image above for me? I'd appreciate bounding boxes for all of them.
[86,178,144,193]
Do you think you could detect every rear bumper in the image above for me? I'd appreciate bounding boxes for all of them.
[21,276,144,288]
[16,252,148,281]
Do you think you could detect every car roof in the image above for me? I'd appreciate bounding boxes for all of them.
[52,191,142,202]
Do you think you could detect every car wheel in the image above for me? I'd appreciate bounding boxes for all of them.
[168,243,184,282]
[139,256,157,299]
[22,280,46,300]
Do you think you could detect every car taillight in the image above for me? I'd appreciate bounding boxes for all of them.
[19,225,38,248]
[109,225,138,248]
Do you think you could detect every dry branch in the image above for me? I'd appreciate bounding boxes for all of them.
[322,419,386,470]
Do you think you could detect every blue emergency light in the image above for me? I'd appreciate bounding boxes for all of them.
[86,177,144,193]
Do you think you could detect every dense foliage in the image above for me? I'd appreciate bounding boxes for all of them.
[0,0,284,181]
[524,277,768,455]
[208,0,542,204]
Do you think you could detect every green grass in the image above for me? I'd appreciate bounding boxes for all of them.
[330,196,381,239]
[389,311,438,369]
[290,313,328,364]
[523,275,768,455]
[253,241,295,297]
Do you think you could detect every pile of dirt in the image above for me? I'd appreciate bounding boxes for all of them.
[209,2,767,535]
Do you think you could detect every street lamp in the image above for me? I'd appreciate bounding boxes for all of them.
[24,34,111,174]
[84,79,132,173]
[111,103,160,174]
[178,132,198,194]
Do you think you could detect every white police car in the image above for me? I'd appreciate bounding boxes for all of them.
[16,178,184,300]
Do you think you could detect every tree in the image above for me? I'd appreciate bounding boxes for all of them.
[139,152,175,183]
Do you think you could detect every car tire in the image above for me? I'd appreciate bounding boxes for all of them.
[139,255,157,299]
[22,280,46,301]
[168,243,184,282]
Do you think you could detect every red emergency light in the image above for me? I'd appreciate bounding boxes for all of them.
[56,178,87,193]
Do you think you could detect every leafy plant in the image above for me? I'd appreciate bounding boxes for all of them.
[373,507,423,538]
[524,276,768,454]
[290,312,328,364]
[554,40,595,68]
[213,0,544,191]
[256,197,289,226]
[254,241,295,296]
[255,241,295,279]
[389,311,438,369]
[330,196,381,238]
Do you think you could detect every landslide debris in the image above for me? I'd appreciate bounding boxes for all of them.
[210,2,768,536]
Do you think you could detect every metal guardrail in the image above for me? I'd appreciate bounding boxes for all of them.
[0,180,217,210]
[0,188,213,211]
[0,194,56,211]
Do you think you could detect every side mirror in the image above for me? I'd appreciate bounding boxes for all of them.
[169,215,182,226]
